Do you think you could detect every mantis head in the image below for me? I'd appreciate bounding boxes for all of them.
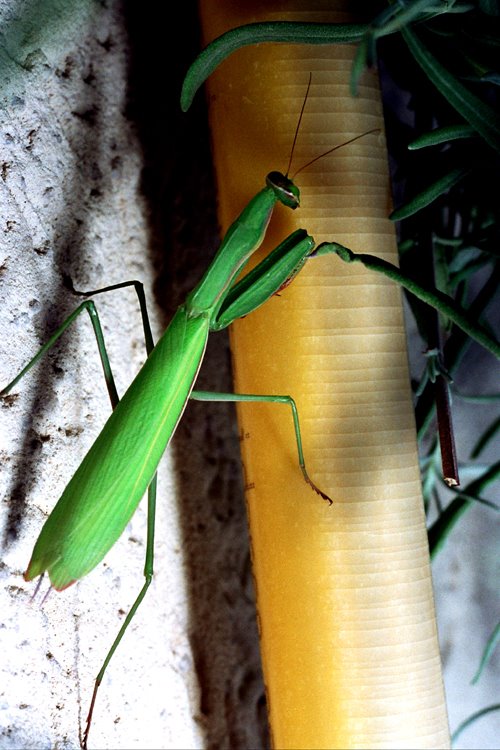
[266,171,300,209]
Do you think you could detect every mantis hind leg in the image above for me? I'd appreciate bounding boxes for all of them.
[191,390,332,504]
[67,277,155,356]
[65,280,160,749]
[49,280,161,748]
[1,279,153,406]
[82,474,157,749]
[1,298,120,406]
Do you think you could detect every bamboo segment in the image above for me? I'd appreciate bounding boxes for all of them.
[198,1,450,747]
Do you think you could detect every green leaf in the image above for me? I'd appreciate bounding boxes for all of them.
[408,124,477,149]
[390,167,470,221]
[350,34,371,97]
[180,22,368,111]
[481,71,500,85]
[371,0,456,37]
[451,704,500,745]
[428,459,500,557]
[402,25,500,153]
[471,622,500,684]
[471,414,500,458]
[443,485,500,511]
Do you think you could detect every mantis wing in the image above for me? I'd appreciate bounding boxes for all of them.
[25,307,209,590]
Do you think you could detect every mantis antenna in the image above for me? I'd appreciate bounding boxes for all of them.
[285,72,313,176]
[292,128,380,179]
[285,73,380,179]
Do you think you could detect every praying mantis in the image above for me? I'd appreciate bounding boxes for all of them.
[1,72,381,744]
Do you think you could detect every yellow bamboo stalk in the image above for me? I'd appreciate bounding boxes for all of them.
[198,1,450,747]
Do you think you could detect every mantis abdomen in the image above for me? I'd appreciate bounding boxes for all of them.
[25,307,209,589]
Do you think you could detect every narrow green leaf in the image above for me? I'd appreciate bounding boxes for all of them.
[481,72,500,85]
[371,0,451,37]
[408,124,477,149]
[453,391,500,403]
[451,704,500,745]
[471,414,500,458]
[428,460,500,557]
[350,34,370,97]
[402,25,500,153]
[443,485,500,511]
[180,22,368,111]
[471,622,500,684]
[390,167,470,221]
[447,245,484,273]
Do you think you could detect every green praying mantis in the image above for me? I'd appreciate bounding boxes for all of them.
[1,75,383,746]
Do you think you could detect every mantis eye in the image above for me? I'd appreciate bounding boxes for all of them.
[266,171,300,209]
